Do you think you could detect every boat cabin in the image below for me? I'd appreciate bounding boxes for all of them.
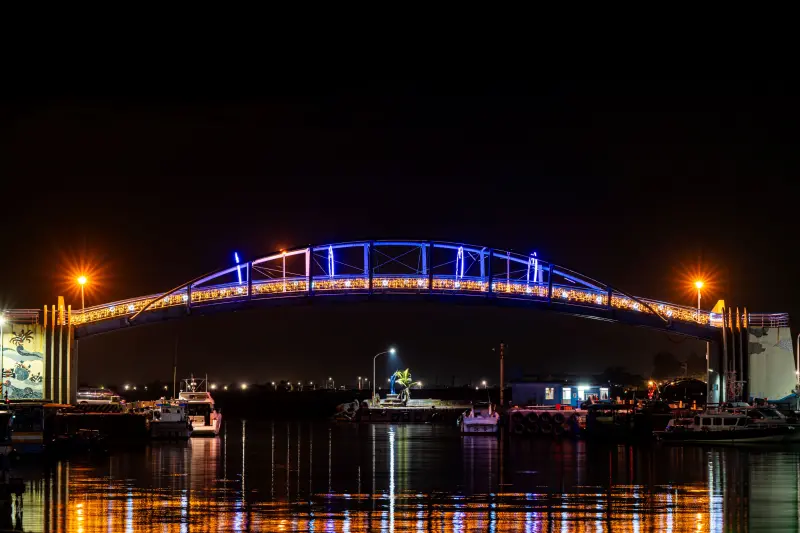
[693,413,748,428]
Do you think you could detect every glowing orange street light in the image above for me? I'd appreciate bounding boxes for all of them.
[694,280,704,320]
[77,275,88,312]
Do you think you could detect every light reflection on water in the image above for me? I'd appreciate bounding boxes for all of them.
[7,422,800,532]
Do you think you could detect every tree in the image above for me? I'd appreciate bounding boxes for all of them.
[598,366,647,388]
[652,352,681,380]
[685,352,706,379]
[392,368,421,403]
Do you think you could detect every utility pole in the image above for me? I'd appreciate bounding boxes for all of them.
[499,342,505,409]
[173,336,178,399]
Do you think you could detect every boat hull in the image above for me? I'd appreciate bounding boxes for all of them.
[460,421,500,435]
[659,426,800,444]
[190,423,221,437]
[150,422,192,440]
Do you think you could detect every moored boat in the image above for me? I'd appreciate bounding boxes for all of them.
[149,400,193,440]
[460,402,500,435]
[178,377,221,437]
[657,411,800,444]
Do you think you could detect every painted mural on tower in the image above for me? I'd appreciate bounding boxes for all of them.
[1,323,44,399]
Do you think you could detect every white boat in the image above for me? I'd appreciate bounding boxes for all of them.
[150,400,193,440]
[658,411,800,444]
[77,387,122,405]
[178,377,222,437]
[460,402,500,435]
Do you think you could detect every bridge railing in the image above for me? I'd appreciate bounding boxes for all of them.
[71,277,716,328]
[747,313,790,328]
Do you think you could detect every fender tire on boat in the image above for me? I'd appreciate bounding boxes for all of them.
[554,424,565,436]
[539,412,552,423]
[512,412,524,422]
[526,412,539,423]
[539,422,552,434]
[526,423,539,435]
[513,424,525,435]
[553,413,565,424]
[568,414,578,423]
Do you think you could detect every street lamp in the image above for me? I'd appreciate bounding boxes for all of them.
[77,275,88,312]
[694,280,704,321]
[241,383,248,390]
[373,347,396,406]
[482,380,487,389]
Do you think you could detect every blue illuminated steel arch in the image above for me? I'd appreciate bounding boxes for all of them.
[72,239,724,340]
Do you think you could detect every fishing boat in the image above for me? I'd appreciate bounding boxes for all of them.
[178,377,221,437]
[459,402,500,435]
[150,400,193,440]
[657,411,800,444]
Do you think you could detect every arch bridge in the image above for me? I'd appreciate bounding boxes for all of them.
[6,240,790,406]
[73,239,736,339]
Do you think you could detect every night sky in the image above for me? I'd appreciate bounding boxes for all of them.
[1,80,796,387]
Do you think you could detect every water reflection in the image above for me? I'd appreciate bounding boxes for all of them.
[7,423,800,531]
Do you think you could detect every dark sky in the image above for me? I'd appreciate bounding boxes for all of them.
[1,80,796,387]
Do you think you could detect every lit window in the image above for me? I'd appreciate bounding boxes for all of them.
[562,387,572,401]
[545,387,555,400]
[600,387,609,400]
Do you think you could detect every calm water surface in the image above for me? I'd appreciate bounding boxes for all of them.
[7,421,800,532]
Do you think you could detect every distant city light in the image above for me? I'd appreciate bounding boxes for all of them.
[241,383,248,390]
[389,347,396,355]
[210,384,217,390]
[124,385,130,391]
[163,385,168,390]
[77,275,87,286]
[224,385,228,390]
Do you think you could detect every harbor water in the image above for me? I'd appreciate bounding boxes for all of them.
[8,420,800,531]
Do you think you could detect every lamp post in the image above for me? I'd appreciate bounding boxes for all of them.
[694,280,704,322]
[77,275,88,312]
[373,347,396,406]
